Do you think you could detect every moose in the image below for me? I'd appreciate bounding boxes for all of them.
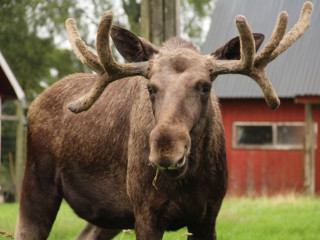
[15,2,312,240]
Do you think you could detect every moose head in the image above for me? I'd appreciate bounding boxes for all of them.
[65,2,312,175]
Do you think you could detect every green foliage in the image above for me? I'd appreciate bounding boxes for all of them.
[186,0,213,17]
[180,0,214,46]
[0,0,88,102]
[122,0,141,36]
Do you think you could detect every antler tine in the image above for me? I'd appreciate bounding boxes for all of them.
[250,70,280,110]
[255,11,288,67]
[269,1,313,62]
[96,11,150,80]
[236,16,255,70]
[67,11,150,113]
[211,15,256,77]
[96,11,114,73]
[65,18,104,74]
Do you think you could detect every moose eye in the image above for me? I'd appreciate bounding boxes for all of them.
[202,83,212,93]
[147,84,154,95]
[195,81,212,94]
[147,84,157,102]
[197,82,211,94]
[147,84,158,95]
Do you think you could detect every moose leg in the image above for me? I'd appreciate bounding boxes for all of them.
[15,160,62,240]
[134,212,164,240]
[187,220,217,240]
[186,204,222,240]
[74,223,121,240]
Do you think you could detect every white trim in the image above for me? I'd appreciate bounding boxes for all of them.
[232,121,318,150]
[0,51,25,100]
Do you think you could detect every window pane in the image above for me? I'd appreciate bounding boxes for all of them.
[277,126,304,145]
[237,126,272,145]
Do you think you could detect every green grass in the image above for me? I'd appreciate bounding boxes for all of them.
[0,202,86,240]
[217,195,320,240]
[1,195,319,240]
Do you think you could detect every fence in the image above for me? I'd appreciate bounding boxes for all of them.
[0,100,25,202]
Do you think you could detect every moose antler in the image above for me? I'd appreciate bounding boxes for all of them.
[211,1,313,110]
[65,11,149,113]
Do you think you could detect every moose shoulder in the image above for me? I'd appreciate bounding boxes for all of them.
[15,2,313,240]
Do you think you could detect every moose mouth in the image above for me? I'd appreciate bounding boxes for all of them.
[152,156,188,178]
[163,167,186,178]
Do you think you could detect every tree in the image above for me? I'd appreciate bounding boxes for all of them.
[0,0,90,102]
[180,0,214,46]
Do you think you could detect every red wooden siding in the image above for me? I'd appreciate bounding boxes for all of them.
[219,98,320,196]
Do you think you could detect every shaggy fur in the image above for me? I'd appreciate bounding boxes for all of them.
[15,36,230,240]
[15,2,312,239]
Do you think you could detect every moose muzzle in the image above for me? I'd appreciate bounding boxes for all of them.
[149,124,191,174]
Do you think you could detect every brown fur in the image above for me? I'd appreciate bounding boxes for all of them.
[16,27,270,239]
[16,4,313,238]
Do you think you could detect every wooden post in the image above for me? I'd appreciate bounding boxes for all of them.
[303,103,315,195]
[164,0,180,40]
[0,97,2,163]
[141,0,180,45]
[15,100,25,201]
[141,0,151,41]
[151,0,164,46]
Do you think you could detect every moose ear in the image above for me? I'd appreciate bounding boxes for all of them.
[111,25,159,62]
[211,33,264,60]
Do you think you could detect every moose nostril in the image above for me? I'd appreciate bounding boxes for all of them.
[176,157,185,168]
[185,145,188,152]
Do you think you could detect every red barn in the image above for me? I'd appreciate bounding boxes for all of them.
[202,0,320,195]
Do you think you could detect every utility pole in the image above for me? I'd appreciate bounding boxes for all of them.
[141,0,180,46]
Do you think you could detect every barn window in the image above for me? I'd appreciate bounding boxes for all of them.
[277,125,304,145]
[236,125,272,145]
[233,122,318,150]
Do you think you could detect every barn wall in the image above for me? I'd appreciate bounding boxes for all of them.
[219,98,320,196]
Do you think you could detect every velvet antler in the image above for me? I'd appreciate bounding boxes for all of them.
[211,1,313,110]
[65,11,149,113]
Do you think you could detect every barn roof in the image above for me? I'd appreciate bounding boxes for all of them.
[0,51,25,101]
[202,0,320,99]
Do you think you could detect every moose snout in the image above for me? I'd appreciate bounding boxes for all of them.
[150,151,187,170]
[149,125,191,171]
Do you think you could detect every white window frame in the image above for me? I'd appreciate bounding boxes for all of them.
[232,121,318,150]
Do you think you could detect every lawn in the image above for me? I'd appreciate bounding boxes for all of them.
[0,195,319,240]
